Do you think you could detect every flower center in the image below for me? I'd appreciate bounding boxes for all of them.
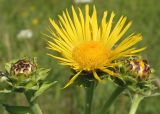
[72,41,109,70]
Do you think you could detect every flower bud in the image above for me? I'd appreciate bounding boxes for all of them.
[125,59,151,80]
[10,59,36,76]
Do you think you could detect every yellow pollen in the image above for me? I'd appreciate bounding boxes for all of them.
[72,41,109,70]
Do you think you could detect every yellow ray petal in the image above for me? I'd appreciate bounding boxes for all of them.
[100,11,108,40]
[103,12,115,44]
[47,40,72,56]
[78,8,85,40]
[85,5,91,41]
[72,6,83,41]
[64,10,78,40]
[64,71,82,88]
[114,34,143,53]
[118,21,132,40]
[49,18,75,47]
[90,6,98,41]
[49,18,67,39]
[110,48,136,61]
[101,68,118,76]
[47,54,73,63]
[131,47,146,53]
[104,62,122,68]
[93,70,102,81]
[115,33,135,47]
[58,18,76,43]
[107,17,132,48]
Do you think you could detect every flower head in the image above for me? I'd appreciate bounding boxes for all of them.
[46,5,145,88]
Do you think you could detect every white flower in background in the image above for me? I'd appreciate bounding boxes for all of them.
[74,0,93,3]
[17,29,33,39]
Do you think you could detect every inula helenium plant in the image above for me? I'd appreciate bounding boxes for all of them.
[0,3,159,114]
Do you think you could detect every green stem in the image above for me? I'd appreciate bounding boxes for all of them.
[129,94,144,114]
[24,93,42,114]
[85,81,95,114]
[100,86,125,114]
[30,102,42,114]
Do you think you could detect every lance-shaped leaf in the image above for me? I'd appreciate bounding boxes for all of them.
[35,68,51,81]
[0,89,12,93]
[31,81,57,101]
[3,104,32,114]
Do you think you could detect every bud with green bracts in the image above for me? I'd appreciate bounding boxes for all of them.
[3,57,51,93]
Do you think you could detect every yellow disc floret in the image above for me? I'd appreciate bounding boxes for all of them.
[72,41,109,71]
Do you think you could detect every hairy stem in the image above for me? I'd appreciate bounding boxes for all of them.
[129,94,143,114]
[25,93,42,114]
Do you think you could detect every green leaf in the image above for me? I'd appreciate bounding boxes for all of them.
[32,57,38,66]
[146,93,160,97]
[3,105,32,114]
[0,77,11,89]
[36,68,50,81]
[0,89,12,93]
[5,59,18,73]
[110,76,126,87]
[5,63,12,73]
[31,81,57,101]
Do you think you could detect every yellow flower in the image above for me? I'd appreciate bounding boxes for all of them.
[46,5,145,88]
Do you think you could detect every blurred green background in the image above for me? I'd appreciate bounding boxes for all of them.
[0,0,160,114]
